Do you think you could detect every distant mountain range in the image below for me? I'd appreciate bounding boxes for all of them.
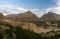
[6,11,60,22]
[0,11,60,22]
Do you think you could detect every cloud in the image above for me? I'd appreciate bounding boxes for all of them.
[0,4,28,15]
[46,7,60,14]
[31,9,44,17]
[0,4,43,17]
[0,0,59,17]
[31,0,60,17]
[56,0,60,6]
[45,0,60,14]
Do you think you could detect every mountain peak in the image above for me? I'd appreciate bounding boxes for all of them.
[48,12,53,13]
[47,12,55,15]
[40,12,58,21]
[25,11,32,13]
[24,11,34,15]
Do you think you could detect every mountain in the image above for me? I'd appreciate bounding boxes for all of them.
[0,13,5,21]
[40,12,60,21]
[0,13,4,18]
[7,11,39,22]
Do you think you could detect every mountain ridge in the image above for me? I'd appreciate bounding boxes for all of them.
[0,11,60,22]
[7,11,39,22]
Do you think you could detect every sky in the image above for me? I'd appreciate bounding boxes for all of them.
[0,0,60,17]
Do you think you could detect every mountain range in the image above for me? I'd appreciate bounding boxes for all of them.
[0,11,60,23]
[6,11,60,22]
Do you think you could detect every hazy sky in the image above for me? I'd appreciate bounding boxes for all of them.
[0,0,60,17]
